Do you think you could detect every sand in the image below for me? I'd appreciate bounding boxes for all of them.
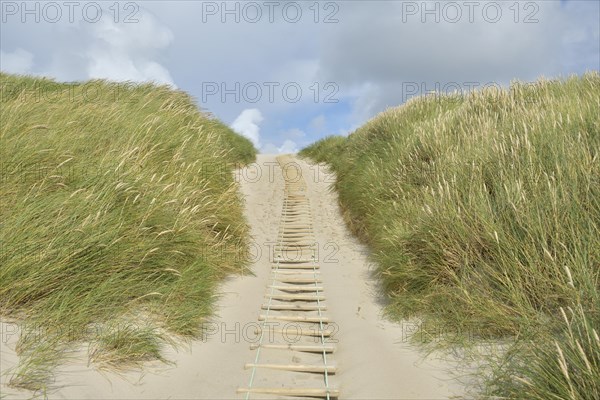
[0,154,466,399]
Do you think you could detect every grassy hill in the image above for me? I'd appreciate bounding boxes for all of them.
[0,73,256,390]
[301,72,600,399]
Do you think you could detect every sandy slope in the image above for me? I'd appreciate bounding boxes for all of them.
[1,154,465,399]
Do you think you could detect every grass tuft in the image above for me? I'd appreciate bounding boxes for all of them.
[300,72,600,397]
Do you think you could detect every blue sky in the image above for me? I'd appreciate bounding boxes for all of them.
[1,0,599,153]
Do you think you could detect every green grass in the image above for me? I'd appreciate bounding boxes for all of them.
[0,73,256,391]
[300,72,600,398]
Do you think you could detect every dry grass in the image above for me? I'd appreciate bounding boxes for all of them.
[0,73,256,391]
[300,72,600,398]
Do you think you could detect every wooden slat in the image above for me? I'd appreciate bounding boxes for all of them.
[237,387,340,397]
[269,285,324,291]
[258,314,330,323]
[274,278,322,283]
[261,304,326,311]
[281,235,313,238]
[272,264,318,270]
[253,327,333,337]
[273,270,320,275]
[275,260,317,265]
[249,343,336,353]
[266,294,325,301]
[245,363,337,373]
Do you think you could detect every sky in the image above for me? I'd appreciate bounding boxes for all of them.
[1,0,599,153]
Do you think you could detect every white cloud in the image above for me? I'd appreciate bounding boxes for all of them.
[262,139,299,154]
[231,108,263,148]
[279,140,299,153]
[0,48,34,74]
[83,10,175,85]
[1,7,175,86]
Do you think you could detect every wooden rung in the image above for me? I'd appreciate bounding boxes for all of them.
[275,260,317,265]
[273,270,320,275]
[272,265,318,270]
[261,304,327,311]
[237,387,340,397]
[281,224,311,227]
[245,363,337,373]
[281,235,313,239]
[276,248,315,252]
[259,315,330,323]
[266,294,325,301]
[275,278,322,283]
[249,344,336,353]
[269,285,324,291]
[274,252,314,256]
[275,255,317,260]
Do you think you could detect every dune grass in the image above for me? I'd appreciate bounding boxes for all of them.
[0,73,256,391]
[300,72,600,398]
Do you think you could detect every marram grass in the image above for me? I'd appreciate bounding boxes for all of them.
[0,73,256,391]
[300,72,600,398]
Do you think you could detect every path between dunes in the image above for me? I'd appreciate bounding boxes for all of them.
[1,154,465,399]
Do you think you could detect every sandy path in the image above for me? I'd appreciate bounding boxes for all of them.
[1,154,465,399]
[293,156,465,399]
